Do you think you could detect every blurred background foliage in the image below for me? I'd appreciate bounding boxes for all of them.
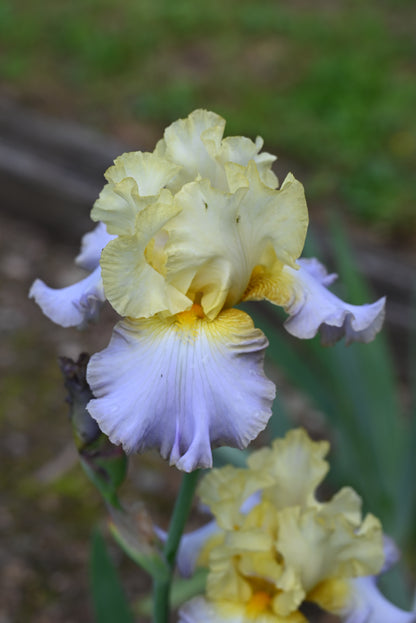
[1,1,415,620]
[1,0,415,235]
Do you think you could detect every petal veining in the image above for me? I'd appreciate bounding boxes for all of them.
[86,308,275,471]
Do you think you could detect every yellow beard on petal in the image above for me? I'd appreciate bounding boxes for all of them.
[171,306,259,344]
[243,263,294,307]
[176,303,206,325]
[307,578,351,613]
[246,590,272,616]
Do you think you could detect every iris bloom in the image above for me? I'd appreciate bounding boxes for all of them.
[30,110,385,471]
[177,429,415,623]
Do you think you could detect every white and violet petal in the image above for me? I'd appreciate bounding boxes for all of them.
[86,307,275,472]
[178,597,241,623]
[282,258,386,345]
[341,577,416,623]
[30,222,113,328]
[29,266,105,329]
[75,222,114,271]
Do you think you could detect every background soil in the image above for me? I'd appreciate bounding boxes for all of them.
[0,212,188,622]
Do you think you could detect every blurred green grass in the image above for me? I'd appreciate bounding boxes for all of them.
[1,0,415,234]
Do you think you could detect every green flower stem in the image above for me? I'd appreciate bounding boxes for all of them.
[153,469,200,623]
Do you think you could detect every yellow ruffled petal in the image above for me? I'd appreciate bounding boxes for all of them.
[275,505,383,596]
[238,165,308,271]
[219,135,278,190]
[162,168,307,319]
[197,464,273,530]
[247,428,330,510]
[91,152,181,235]
[238,169,308,307]
[183,429,386,623]
[268,571,305,618]
[242,260,294,307]
[164,179,251,319]
[322,487,363,525]
[307,577,351,613]
[100,192,192,318]
[105,151,181,193]
[206,543,253,604]
[156,109,279,196]
[155,109,227,192]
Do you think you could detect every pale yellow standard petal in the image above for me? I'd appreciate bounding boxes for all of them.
[218,135,278,189]
[322,487,364,525]
[92,178,141,236]
[198,465,273,530]
[155,109,279,194]
[91,152,181,236]
[201,499,307,621]
[163,170,308,319]
[100,192,191,318]
[164,180,250,319]
[247,428,330,510]
[237,165,308,272]
[104,151,181,194]
[275,504,383,598]
[236,169,308,310]
[177,428,386,623]
[155,109,226,191]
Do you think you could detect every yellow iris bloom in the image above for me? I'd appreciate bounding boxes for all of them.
[30,110,385,471]
[177,429,401,623]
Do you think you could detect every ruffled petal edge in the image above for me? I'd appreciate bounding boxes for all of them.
[86,308,275,471]
[283,259,386,345]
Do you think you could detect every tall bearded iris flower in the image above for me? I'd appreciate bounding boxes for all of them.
[177,429,415,623]
[30,110,385,471]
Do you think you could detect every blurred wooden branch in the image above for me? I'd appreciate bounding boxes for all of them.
[0,98,125,239]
